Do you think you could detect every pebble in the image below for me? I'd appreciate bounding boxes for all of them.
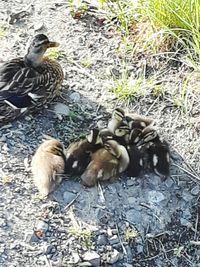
[97,234,107,246]
[190,185,200,196]
[63,191,76,204]
[34,22,44,31]
[69,92,81,102]
[107,249,121,264]
[35,220,49,233]
[82,251,100,267]
[71,251,80,264]
[148,190,165,203]
[109,235,119,245]
[126,179,136,186]
[54,103,70,116]
[128,197,137,205]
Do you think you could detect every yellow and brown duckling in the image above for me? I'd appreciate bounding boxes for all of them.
[107,108,125,134]
[0,34,64,125]
[64,128,102,175]
[81,140,130,187]
[31,139,66,197]
[136,127,170,179]
[125,113,154,130]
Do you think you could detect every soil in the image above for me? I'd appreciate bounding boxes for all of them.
[0,1,199,267]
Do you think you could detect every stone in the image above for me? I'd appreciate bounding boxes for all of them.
[24,230,40,243]
[71,252,80,264]
[96,234,107,246]
[128,197,137,205]
[147,190,165,203]
[54,103,70,116]
[126,179,136,186]
[180,218,193,228]
[182,189,194,202]
[69,92,81,102]
[63,191,76,204]
[109,235,119,245]
[107,249,121,264]
[136,244,143,254]
[82,251,100,267]
[35,220,49,233]
[34,22,44,31]
[191,185,200,196]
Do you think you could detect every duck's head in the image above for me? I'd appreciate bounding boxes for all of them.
[25,34,59,67]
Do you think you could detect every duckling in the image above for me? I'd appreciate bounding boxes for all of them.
[0,34,64,125]
[31,139,66,197]
[107,108,125,134]
[126,144,143,177]
[81,140,130,187]
[125,113,153,130]
[137,127,170,179]
[64,128,102,175]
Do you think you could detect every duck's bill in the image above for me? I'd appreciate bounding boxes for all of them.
[47,41,60,48]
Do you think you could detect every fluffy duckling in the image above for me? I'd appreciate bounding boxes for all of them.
[126,145,143,177]
[81,140,130,187]
[107,108,125,134]
[64,128,102,175]
[137,127,170,179]
[126,113,153,130]
[31,139,66,197]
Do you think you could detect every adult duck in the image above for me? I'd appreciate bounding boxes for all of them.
[0,34,64,125]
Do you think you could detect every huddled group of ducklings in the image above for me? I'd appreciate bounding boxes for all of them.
[0,33,170,197]
[32,108,170,197]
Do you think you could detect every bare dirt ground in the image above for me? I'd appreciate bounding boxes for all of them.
[0,1,199,266]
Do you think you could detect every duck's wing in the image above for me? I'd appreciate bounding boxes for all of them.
[0,58,47,108]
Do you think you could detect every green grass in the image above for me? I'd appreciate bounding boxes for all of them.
[140,0,200,57]
[69,227,93,249]
[47,48,61,60]
[111,67,160,100]
[125,227,139,242]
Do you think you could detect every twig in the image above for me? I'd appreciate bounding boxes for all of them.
[194,211,199,240]
[64,192,81,211]
[116,223,127,255]
[172,163,200,182]
[67,58,98,82]
[98,182,106,205]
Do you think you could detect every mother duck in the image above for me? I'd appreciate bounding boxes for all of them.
[0,34,64,125]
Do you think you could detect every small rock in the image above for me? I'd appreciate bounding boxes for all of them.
[54,103,70,116]
[24,230,40,243]
[148,190,165,203]
[126,179,135,186]
[109,235,119,245]
[35,220,49,233]
[71,252,80,264]
[180,218,193,228]
[34,22,44,31]
[191,185,200,196]
[107,249,121,264]
[182,189,194,202]
[44,244,57,255]
[63,191,76,204]
[128,197,137,205]
[69,92,81,102]
[136,244,143,254]
[82,251,100,267]
[164,177,174,188]
[97,234,107,246]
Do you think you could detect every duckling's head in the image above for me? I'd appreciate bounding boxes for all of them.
[25,34,59,67]
[99,129,114,143]
[104,140,121,158]
[42,139,64,156]
[114,124,129,137]
[129,128,142,144]
[137,127,158,146]
[112,108,125,121]
[87,128,101,144]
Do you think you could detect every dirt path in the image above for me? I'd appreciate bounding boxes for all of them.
[0,1,199,266]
